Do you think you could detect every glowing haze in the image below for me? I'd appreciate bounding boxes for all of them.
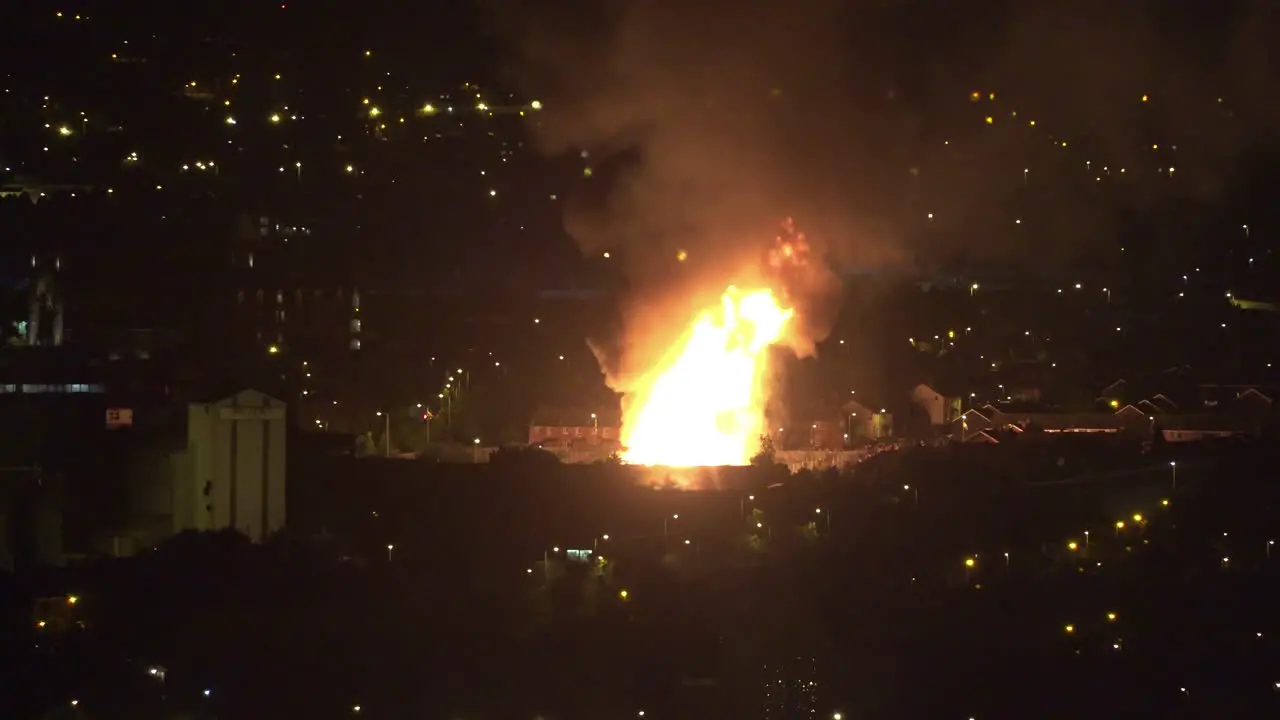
[620,286,792,466]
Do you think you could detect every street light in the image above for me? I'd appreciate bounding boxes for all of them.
[375,411,390,457]
[473,437,481,462]
[664,513,679,536]
[1169,460,1177,490]
[386,544,394,562]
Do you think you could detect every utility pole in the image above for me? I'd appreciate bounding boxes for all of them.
[376,411,390,457]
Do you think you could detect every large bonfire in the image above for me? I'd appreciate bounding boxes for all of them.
[617,219,817,468]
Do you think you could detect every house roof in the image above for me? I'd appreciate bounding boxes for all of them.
[963,430,1000,444]
[1098,378,1128,396]
[841,399,888,417]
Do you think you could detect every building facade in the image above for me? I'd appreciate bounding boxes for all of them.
[174,389,286,542]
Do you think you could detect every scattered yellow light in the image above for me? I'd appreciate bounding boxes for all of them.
[1068,541,1078,551]
[422,103,436,115]
[267,345,280,355]
[1161,499,1170,507]
[368,106,381,118]
[1115,520,1125,530]
[1132,513,1143,523]
[618,589,629,600]
[984,116,993,125]
[269,113,281,123]
[530,99,543,110]
[1109,399,1120,409]
[37,620,47,628]
[964,557,976,568]
[988,92,996,100]
[364,50,372,57]
[57,126,72,136]
[1064,624,1075,633]
[1107,612,1117,621]
[67,595,78,605]
[969,91,981,102]
[675,249,688,262]
[1141,94,1149,102]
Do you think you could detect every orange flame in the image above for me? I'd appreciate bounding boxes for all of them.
[620,286,793,467]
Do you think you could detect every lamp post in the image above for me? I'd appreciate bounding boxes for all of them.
[375,411,390,457]
[543,546,560,582]
[386,543,394,562]
[438,391,452,433]
[591,413,599,439]
[1169,460,1177,491]
[739,494,754,520]
[904,484,918,507]
[664,514,678,536]
[473,438,481,463]
[815,507,830,532]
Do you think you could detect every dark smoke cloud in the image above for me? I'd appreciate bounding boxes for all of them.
[486,0,1279,278]
[486,0,897,287]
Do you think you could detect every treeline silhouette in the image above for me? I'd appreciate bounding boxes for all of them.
[6,438,1280,718]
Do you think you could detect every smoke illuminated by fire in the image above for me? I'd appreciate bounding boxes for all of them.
[620,286,793,467]
[615,219,825,469]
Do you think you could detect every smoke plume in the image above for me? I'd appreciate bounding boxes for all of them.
[488,0,1279,275]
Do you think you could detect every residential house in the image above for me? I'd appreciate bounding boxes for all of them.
[1155,414,1250,443]
[961,430,1001,444]
[801,420,847,450]
[949,397,1262,443]
[528,406,619,447]
[1233,388,1272,419]
[1096,379,1129,410]
[947,408,994,438]
[839,399,893,441]
[910,383,963,426]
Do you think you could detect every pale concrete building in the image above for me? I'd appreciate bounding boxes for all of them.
[172,389,287,542]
